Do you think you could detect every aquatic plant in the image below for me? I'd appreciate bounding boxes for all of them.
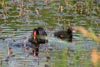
[76,26,100,43]
[1,0,8,22]
[91,48,99,67]
[54,48,67,67]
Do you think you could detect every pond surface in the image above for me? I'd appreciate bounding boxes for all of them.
[0,0,100,67]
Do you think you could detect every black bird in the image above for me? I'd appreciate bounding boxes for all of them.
[28,27,48,56]
[54,27,73,42]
